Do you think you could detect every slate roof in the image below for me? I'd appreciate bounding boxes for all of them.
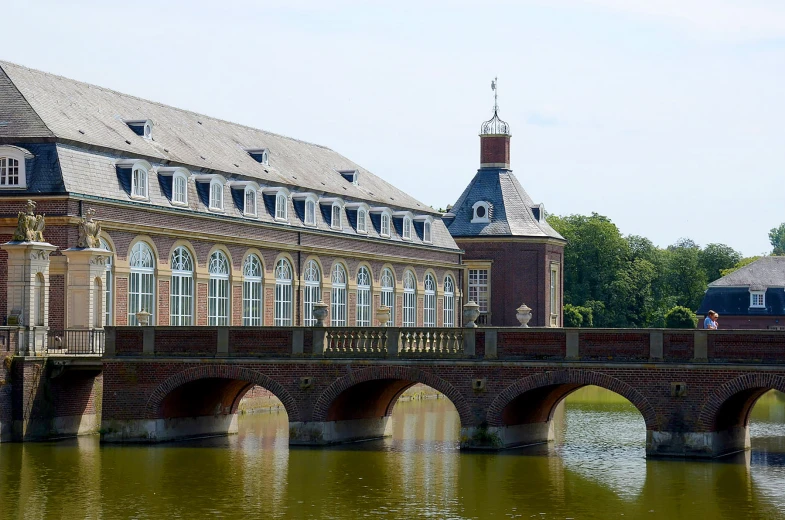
[708,257,785,290]
[446,168,564,239]
[697,287,785,316]
[0,61,459,251]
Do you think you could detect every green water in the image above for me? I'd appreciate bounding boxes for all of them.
[3,388,785,519]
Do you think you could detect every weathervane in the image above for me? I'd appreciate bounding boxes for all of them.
[491,76,499,113]
[480,76,510,136]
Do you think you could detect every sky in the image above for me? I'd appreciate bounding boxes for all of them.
[3,0,784,256]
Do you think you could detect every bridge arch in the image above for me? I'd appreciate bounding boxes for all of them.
[486,370,657,430]
[698,373,785,432]
[311,366,472,426]
[145,365,300,421]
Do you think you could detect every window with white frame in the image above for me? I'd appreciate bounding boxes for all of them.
[751,291,766,308]
[173,173,188,205]
[34,273,44,326]
[550,265,559,317]
[331,204,342,229]
[403,270,416,327]
[305,199,317,226]
[471,201,491,223]
[243,254,263,326]
[0,157,20,187]
[99,238,114,326]
[244,187,257,217]
[468,269,489,322]
[170,247,194,326]
[128,242,155,325]
[356,266,372,326]
[402,217,412,240]
[208,251,230,325]
[274,259,293,325]
[443,275,455,327]
[209,180,224,211]
[424,273,436,327]
[423,221,432,243]
[357,209,367,234]
[381,268,395,326]
[275,193,288,221]
[131,166,148,199]
[381,213,391,237]
[303,260,321,326]
[331,264,347,326]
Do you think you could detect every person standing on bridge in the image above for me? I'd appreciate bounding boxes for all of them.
[704,311,718,330]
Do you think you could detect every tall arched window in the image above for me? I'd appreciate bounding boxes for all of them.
[305,199,316,226]
[381,268,395,327]
[34,273,45,326]
[381,213,391,237]
[131,166,148,198]
[331,264,347,326]
[303,260,321,326]
[424,273,436,327]
[243,254,263,325]
[173,173,188,205]
[356,266,372,326]
[403,270,416,327]
[275,193,288,221]
[208,251,230,325]
[357,209,367,234]
[274,259,293,326]
[402,217,412,240]
[244,187,257,217]
[99,238,113,326]
[443,275,455,327]
[423,221,432,243]
[94,278,103,328]
[170,247,194,326]
[128,242,155,325]
[209,181,224,211]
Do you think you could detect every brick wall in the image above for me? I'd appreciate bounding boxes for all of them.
[48,274,65,330]
[480,136,510,166]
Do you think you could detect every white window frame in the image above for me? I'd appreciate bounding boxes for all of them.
[468,268,490,320]
[331,264,347,326]
[443,275,455,327]
[243,254,263,326]
[244,186,258,217]
[0,146,31,189]
[331,203,342,230]
[381,213,391,237]
[550,264,559,318]
[750,291,766,309]
[402,217,412,240]
[128,242,155,325]
[100,238,114,326]
[423,221,432,243]
[424,273,436,327]
[170,247,194,326]
[276,193,288,221]
[305,199,317,226]
[471,201,491,224]
[209,179,224,211]
[172,172,188,206]
[208,251,231,326]
[132,165,148,199]
[357,209,367,234]
[356,266,372,326]
[303,260,322,326]
[381,268,395,327]
[274,258,293,326]
[403,270,416,327]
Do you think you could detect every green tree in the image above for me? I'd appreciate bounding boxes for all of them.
[664,306,698,328]
[720,256,762,277]
[563,304,583,327]
[699,243,742,283]
[770,223,785,255]
[664,238,708,311]
[608,258,657,327]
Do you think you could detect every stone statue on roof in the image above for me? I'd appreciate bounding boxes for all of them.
[77,208,102,249]
[12,200,46,242]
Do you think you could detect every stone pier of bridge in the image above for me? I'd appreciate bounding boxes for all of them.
[96,326,785,459]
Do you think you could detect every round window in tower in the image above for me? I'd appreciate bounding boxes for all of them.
[476,205,486,219]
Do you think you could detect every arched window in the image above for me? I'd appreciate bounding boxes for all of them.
[423,221,432,243]
[443,275,455,327]
[303,260,321,326]
[34,273,45,326]
[128,242,155,325]
[403,270,416,327]
[424,273,436,327]
[243,254,263,325]
[381,213,391,237]
[209,180,224,211]
[356,266,372,326]
[305,199,316,226]
[331,264,347,326]
[208,251,230,325]
[0,157,20,187]
[99,238,113,326]
[274,259,293,326]
[170,247,194,326]
[244,187,257,217]
[381,268,395,327]
[472,201,491,223]
[275,193,288,221]
[173,173,188,205]
[93,278,102,328]
[131,166,148,198]
[331,203,342,229]
[402,217,412,240]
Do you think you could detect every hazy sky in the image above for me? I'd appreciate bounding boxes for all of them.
[4,0,784,256]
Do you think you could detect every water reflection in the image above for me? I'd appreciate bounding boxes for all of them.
[3,389,785,519]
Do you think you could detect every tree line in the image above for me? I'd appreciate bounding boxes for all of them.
[546,213,785,328]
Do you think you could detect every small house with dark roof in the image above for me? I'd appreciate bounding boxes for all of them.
[445,86,566,327]
[697,257,785,330]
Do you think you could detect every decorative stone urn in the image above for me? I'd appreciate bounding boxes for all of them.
[463,301,481,328]
[516,303,532,327]
[376,305,391,326]
[312,301,329,327]
[135,310,152,326]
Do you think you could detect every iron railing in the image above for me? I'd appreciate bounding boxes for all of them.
[46,329,105,355]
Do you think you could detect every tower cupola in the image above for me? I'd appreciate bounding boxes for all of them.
[479,77,511,169]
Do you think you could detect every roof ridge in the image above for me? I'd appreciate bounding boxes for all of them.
[0,59,331,151]
[0,61,56,138]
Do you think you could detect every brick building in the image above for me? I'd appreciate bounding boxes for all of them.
[445,94,566,326]
[0,61,463,331]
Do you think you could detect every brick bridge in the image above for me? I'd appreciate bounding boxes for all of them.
[91,326,785,459]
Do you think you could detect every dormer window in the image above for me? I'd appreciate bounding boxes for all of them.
[402,216,412,240]
[157,167,190,206]
[246,148,269,165]
[209,180,224,211]
[305,199,316,225]
[381,213,391,237]
[750,291,765,308]
[276,193,287,220]
[472,201,492,224]
[357,209,367,233]
[338,169,359,185]
[173,172,188,205]
[423,221,432,243]
[331,203,342,229]
[263,187,290,222]
[244,186,257,217]
[0,146,31,189]
[132,165,148,199]
[124,119,153,140]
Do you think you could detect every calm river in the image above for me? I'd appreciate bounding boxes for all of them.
[2,387,785,519]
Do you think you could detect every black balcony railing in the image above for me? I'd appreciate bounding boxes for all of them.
[46,329,105,355]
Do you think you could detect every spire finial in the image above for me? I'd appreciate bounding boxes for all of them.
[480,77,510,136]
[491,76,498,113]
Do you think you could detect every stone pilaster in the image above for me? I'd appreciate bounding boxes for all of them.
[61,248,113,330]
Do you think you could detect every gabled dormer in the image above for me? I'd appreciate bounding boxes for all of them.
[245,148,269,165]
[338,169,359,185]
[124,119,153,140]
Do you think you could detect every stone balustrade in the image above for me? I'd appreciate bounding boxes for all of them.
[103,326,785,364]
